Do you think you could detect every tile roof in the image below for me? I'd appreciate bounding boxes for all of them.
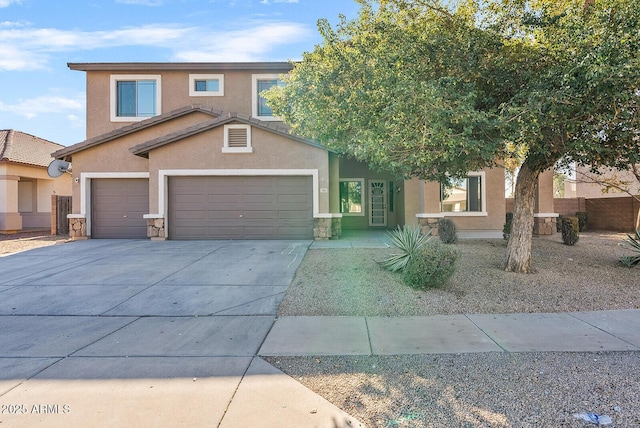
[53,104,223,160]
[129,111,330,158]
[0,130,65,168]
[52,104,331,160]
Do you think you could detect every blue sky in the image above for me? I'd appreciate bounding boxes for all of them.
[0,0,360,146]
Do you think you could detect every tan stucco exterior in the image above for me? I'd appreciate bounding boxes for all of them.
[146,125,332,216]
[0,162,72,232]
[60,62,557,239]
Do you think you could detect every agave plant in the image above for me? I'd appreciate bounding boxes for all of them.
[379,226,432,272]
[619,229,640,267]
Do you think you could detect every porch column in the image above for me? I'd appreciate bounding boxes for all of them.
[534,167,558,235]
[0,175,22,232]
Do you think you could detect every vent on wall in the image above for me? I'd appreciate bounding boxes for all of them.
[227,127,248,147]
[223,124,252,153]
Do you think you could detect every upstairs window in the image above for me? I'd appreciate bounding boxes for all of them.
[441,174,483,213]
[189,74,224,96]
[223,124,252,153]
[110,75,161,122]
[252,74,283,120]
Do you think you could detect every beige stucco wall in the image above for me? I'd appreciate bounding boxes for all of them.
[405,167,506,231]
[84,69,285,139]
[0,162,72,231]
[537,168,555,213]
[146,125,331,215]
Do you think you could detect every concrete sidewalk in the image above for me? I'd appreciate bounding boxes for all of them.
[260,310,640,356]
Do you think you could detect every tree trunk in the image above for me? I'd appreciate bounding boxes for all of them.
[502,161,540,273]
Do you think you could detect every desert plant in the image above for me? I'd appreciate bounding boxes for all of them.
[561,216,579,246]
[503,212,513,240]
[379,226,432,272]
[438,218,457,244]
[576,212,588,231]
[403,242,460,289]
[619,229,640,267]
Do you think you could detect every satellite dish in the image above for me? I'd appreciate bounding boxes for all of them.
[47,159,71,178]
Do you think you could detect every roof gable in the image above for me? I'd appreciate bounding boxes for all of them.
[129,111,329,158]
[0,130,65,168]
[53,105,223,160]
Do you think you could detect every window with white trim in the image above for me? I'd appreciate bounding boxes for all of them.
[252,74,283,120]
[223,124,252,153]
[110,75,161,122]
[339,178,365,216]
[441,174,484,213]
[189,74,224,96]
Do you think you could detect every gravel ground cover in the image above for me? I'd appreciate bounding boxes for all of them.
[266,352,640,428]
[0,231,69,256]
[279,232,639,316]
[273,232,640,427]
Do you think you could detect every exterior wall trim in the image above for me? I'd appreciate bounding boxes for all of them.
[534,212,560,217]
[156,169,324,237]
[79,172,150,237]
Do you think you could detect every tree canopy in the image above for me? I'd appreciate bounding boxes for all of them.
[265,0,640,272]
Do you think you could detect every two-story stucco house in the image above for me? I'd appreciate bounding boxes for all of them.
[53,62,555,241]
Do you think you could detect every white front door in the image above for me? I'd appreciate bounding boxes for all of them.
[369,180,387,226]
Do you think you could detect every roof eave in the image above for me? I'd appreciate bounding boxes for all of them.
[68,62,294,72]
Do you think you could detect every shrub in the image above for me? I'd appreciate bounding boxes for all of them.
[561,216,579,246]
[576,212,588,231]
[503,212,513,240]
[556,214,564,233]
[619,229,640,267]
[403,242,460,289]
[438,218,457,244]
[379,226,432,272]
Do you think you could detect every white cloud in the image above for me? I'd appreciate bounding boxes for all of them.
[261,0,299,3]
[0,95,84,119]
[115,0,164,5]
[175,22,311,61]
[0,24,194,70]
[0,21,312,70]
[0,0,21,8]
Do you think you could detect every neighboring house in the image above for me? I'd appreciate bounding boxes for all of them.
[52,62,554,240]
[0,130,72,233]
[573,165,640,199]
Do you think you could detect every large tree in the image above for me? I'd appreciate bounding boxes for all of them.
[265,0,640,272]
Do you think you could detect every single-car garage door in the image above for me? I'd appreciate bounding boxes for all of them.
[91,178,149,239]
[168,176,313,239]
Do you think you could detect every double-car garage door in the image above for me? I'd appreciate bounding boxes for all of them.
[91,176,313,240]
[168,176,313,240]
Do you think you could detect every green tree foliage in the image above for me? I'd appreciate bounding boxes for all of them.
[264,0,640,272]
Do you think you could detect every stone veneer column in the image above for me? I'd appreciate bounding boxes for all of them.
[314,217,342,240]
[418,216,442,236]
[147,217,165,240]
[68,215,87,240]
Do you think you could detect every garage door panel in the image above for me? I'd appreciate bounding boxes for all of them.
[169,176,312,239]
[91,178,149,239]
[242,211,276,220]
[278,210,310,220]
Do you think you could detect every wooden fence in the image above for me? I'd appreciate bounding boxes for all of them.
[51,195,71,235]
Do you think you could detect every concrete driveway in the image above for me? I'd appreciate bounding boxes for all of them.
[0,239,361,428]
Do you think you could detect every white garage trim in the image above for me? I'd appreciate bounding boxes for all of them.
[156,169,320,239]
[79,172,149,237]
